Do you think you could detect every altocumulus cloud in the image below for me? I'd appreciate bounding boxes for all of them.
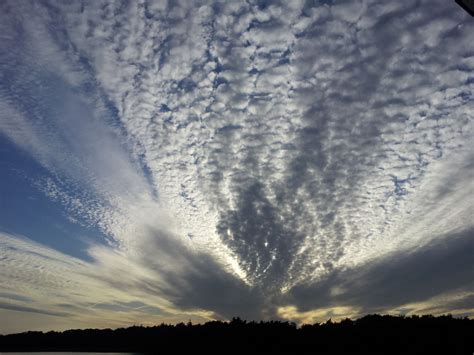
[0,0,473,332]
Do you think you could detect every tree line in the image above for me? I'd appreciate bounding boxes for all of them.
[0,314,472,354]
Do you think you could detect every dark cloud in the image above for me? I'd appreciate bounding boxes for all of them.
[287,228,474,314]
[92,227,266,320]
[0,292,33,303]
[0,302,70,318]
[216,182,304,288]
[89,301,163,316]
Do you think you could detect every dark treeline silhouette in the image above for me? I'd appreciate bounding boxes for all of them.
[1,314,473,354]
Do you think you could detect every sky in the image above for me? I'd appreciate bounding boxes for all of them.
[0,0,473,334]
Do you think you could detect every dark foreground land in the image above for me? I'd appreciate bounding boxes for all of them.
[1,314,473,354]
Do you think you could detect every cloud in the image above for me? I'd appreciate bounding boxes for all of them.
[0,0,472,331]
[0,302,70,318]
[285,227,474,319]
[0,231,233,332]
[87,226,265,321]
[0,231,108,324]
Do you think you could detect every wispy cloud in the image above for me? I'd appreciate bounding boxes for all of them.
[0,231,222,332]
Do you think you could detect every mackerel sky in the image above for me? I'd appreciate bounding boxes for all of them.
[0,0,473,334]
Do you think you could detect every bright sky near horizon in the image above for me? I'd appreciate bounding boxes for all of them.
[0,0,473,334]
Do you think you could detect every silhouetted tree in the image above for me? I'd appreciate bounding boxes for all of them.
[0,314,472,354]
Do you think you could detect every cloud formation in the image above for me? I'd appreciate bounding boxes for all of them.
[0,0,472,332]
